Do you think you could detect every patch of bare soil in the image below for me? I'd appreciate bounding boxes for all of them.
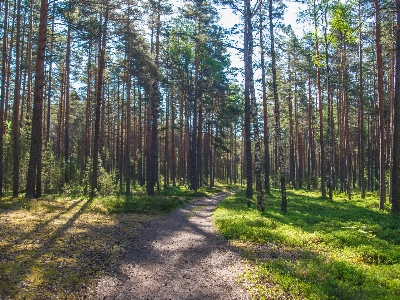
[92,192,249,300]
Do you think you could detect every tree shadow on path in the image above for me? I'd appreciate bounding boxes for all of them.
[94,192,249,300]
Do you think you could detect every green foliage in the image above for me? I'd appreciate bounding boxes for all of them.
[213,189,400,299]
[97,167,118,197]
[41,149,64,194]
[90,185,215,215]
[329,1,357,46]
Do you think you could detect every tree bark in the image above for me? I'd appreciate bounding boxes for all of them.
[248,2,263,211]
[91,2,109,198]
[46,2,55,145]
[259,1,271,194]
[12,0,22,197]
[244,0,253,200]
[358,1,365,199]
[391,0,400,213]
[0,0,8,196]
[125,47,131,195]
[64,24,71,184]
[375,0,386,209]
[146,0,161,195]
[269,0,286,211]
[324,9,333,200]
[313,0,326,197]
[26,0,48,198]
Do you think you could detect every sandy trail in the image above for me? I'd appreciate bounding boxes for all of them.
[93,192,249,300]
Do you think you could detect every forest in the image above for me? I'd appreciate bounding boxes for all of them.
[1,0,400,209]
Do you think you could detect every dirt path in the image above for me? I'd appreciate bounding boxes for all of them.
[93,192,249,300]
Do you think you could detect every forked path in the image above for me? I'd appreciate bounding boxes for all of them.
[94,192,249,300]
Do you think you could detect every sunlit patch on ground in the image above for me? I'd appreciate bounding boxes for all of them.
[0,196,156,299]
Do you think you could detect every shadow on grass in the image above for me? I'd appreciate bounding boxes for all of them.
[214,189,400,299]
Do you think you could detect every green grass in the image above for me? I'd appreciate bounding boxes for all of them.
[213,189,400,300]
[89,185,221,214]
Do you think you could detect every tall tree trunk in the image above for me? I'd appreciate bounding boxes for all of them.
[324,9,333,200]
[46,2,55,144]
[358,1,365,199]
[259,1,270,194]
[269,0,286,211]
[313,0,326,197]
[392,0,400,213]
[138,90,144,186]
[125,47,131,195]
[26,0,48,198]
[197,103,203,188]
[178,79,185,185]
[25,0,33,126]
[190,42,199,191]
[0,0,8,196]
[244,0,253,201]
[4,1,17,125]
[171,92,176,186]
[288,55,295,188]
[91,3,109,198]
[375,0,386,209]
[248,4,263,211]
[164,90,170,188]
[64,24,71,184]
[147,1,161,195]
[307,70,316,190]
[12,0,22,197]
[84,42,92,167]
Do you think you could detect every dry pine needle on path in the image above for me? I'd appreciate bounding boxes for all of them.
[93,192,249,300]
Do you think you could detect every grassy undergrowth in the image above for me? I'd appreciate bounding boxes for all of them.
[0,185,222,299]
[213,189,400,300]
[90,185,220,214]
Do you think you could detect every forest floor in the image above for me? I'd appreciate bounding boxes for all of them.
[0,190,249,299]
